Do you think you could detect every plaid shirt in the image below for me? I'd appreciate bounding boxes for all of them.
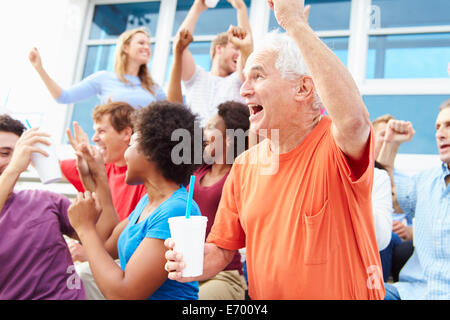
[393,162,450,300]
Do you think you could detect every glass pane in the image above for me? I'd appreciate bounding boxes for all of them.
[89,2,161,40]
[165,41,212,82]
[363,95,450,154]
[70,97,100,141]
[269,0,351,31]
[83,44,155,78]
[83,45,116,77]
[367,33,450,79]
[321,37,348,66]
[370,0,450,29]
[173,0,251,36]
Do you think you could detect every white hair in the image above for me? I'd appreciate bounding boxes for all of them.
[250,30,323,111]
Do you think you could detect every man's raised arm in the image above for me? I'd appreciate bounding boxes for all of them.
[175,0,208,81]
[269,0,370,163]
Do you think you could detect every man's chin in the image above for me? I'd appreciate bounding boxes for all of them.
[439,154,450,165]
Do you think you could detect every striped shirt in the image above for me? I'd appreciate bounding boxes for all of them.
[393,162,450,300]
[182,65,245,126]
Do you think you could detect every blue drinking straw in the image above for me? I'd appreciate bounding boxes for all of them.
[185,175,196,219]
[25,119,32,129]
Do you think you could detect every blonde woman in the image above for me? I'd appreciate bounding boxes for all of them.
[29,27,165,109]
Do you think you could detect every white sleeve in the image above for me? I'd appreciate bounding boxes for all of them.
[372,168,393,251]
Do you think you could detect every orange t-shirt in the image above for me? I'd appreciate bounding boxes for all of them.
[207,117,384,300]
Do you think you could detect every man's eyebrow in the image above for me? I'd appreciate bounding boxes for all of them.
[244,64,265,76]
[0,147,13,151]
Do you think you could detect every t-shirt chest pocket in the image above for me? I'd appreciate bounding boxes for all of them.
[301,200,336,265]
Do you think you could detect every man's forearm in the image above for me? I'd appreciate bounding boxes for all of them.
[178,4,203,34]
[287,22,369,142]
[377,141,400,174]
[93,173,120,242]
[237,41,253,81]
[196,243,235,281]
[167,52,184,103]
[236,3,251,32]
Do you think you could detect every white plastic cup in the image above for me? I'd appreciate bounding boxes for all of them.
[204,0,219,8]
[168,216,208,277]
[30,140,62,184]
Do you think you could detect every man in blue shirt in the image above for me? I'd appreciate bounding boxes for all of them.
[378,99,450,300]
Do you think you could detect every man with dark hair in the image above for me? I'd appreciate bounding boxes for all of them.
[0,114,86,299]
[175,0,253,125]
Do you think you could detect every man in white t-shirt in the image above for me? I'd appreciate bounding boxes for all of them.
[175,0,253,125]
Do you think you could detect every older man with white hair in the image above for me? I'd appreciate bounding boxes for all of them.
[165,0,384,300]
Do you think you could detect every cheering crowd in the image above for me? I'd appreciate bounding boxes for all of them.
[0,0,449,300]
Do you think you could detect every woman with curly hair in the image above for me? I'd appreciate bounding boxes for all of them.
[188,100,250,300]
[67,101,201,300]
[29,27,165,109]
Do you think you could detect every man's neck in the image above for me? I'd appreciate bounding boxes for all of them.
[269,114,322,154]
[113,157,127,167]
[210,61,229,78]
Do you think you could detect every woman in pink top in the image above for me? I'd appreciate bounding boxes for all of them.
[188,101,249,300]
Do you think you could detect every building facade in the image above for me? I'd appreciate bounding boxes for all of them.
[1,0,450,172]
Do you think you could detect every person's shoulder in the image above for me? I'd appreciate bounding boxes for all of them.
[86,70,111,80]
[17,189,69,204]
[184,65,207,84]
[374,167,390,187]
[415,163,445,181]
[163,188,200,217]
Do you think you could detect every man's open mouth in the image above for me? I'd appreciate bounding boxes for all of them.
[250,105,263,115]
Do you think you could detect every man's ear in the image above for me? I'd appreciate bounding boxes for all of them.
[121,126,133,143]
[294,76,315,102]
[214,44,224,58]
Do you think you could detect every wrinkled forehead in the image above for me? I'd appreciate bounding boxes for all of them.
[436,107,450,125]
[244,49,278,77]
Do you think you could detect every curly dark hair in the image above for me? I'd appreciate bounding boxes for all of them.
[133,101,201,186]
[0,114,26,137]
[217,101,250,161]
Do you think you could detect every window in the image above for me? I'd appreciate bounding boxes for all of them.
[269,0,351,32]
[165,0,251,83]
[269,0,351,66]
[69,1,161,140]
[65,0,450,160]
[370,0,450,28]
[367,33,450,79]
[367,0,450,80]
[172,0,250,36]
[364,95,450,154]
